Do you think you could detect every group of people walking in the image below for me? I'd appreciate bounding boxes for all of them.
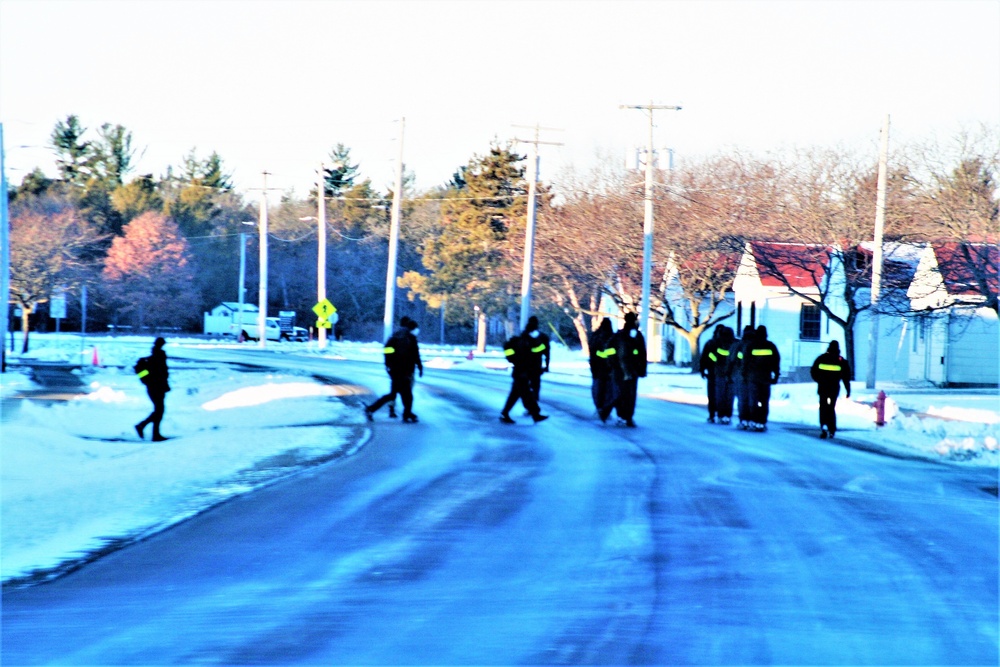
[365,312,650,429]
[133,314,851,440]
[700,324,852,437]
[701,324,781,432]
[499,311,648,427]
[346,313,853,438]
[587,312,648,427]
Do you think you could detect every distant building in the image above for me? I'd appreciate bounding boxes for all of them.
[203,302,259,337]
[907,243,999,386]
[733,241,920,383]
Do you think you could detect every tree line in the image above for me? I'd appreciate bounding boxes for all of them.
[7,115,998,367]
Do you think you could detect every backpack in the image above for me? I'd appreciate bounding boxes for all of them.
[383,333,408,373]
[134,356,152,385]
[502,335,527,367]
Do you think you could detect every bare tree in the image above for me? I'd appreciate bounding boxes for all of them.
[650,154,784,369]
[9,198,104,351]
[528,157,643,354]
[903,127,999,312]
[733,148,916,374]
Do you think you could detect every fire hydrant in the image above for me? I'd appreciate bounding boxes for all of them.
[874,390,887,427]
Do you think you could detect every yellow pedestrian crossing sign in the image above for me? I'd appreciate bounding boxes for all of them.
[313,299,337,330]
[313,299,336,319]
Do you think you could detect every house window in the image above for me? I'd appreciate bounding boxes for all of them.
[799,304,821,340]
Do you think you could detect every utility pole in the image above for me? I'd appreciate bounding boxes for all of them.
[384,117,405,343]
[513,123,562,331]
[237,232,247,329]
[0,123,9,372]
[866,114,890,389]
[620,102,681,344]
[247,172,279,349]
[317,162,328,350]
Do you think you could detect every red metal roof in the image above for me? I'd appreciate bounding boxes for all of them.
[749,242,829,288]
[932,242,999,296]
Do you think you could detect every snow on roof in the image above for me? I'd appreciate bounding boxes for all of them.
[853,244,919,289]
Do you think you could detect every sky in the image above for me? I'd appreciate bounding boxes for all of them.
[3,333,997,582]
[1,0,998,200]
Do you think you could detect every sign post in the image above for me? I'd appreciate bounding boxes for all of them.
[312,299,337,338]
[50,290,66,334]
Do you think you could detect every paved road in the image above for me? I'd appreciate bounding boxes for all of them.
[4,352,997,665]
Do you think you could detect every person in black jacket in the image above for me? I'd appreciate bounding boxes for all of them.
[742,325,781,431]
[366,317,423,423]
[810,340,851,439]
[700,325,724,423]
[523,316,551,406]
[589,318,618,422]
[500,323,549,424]
[712,326,737,425]
[611,312,647,427]
[135,337,170,442]
[732,325,755,429]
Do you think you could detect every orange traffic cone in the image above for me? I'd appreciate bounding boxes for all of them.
[467,350,474,360]
[91,346,100,366]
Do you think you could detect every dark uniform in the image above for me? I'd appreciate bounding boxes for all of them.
[711,326,737,424]
[500,324,549,424]
[589,318,618,422]
[136,337,170,442]
[741,325,780,431]
[700,325,724,423]
[810,340,851,438]
[523,316,550,406]
[731,325,756,428]
[366,317,423,423]
[611,312,647,427]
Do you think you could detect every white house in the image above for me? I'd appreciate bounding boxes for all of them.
[656,253,738,366]
[906,243,999,386]
[732,241,918,383]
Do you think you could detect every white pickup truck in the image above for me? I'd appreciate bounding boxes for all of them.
[233,317,283,342]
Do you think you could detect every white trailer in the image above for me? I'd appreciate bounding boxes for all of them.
[204,302,260,338]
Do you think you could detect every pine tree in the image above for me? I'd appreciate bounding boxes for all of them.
[401,142,528,326]
[323,144,360,198]
[93,123,137,188]
[164,149,233,238]
[50,115,93,185]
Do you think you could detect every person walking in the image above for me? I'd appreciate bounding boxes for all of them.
[700,325,724,423]
[732,325,755,429]
[589,318,618,422]
[810,340,851,439]
[523,316,550,407]
[135,337,170,442]
[712,326,737,425]
[500,323,549,424]
[742,325,780,431]
[366,317,423,423]
[611,312,647,427]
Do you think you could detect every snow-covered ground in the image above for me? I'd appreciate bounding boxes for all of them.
[2,333,998,585]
